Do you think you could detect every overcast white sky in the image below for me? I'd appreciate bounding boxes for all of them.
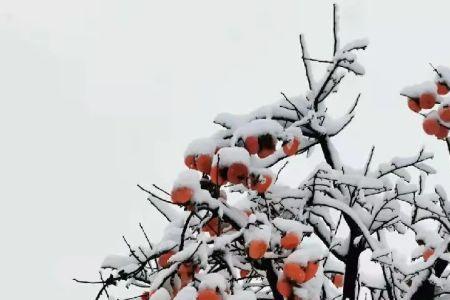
[1,0,450,299]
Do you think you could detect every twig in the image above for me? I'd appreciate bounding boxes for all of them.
[299,34,313,90]
[275,161,289,183]
[333,3,339,55]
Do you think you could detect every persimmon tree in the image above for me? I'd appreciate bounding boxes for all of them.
[77,4,450,300]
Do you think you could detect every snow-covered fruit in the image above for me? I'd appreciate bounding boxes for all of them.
[140,291,154,300]
[158,250,175,268]
[210,166,227,186]
[257,134,277,158]
[419,93,436,109]
[277,277,293,298]
[248,240,268,259]
[423,248,434,262]
[244,136,259,155]
[407,98,421,113]
[282,261,319,285]
[332,274,344,288]
[197,289,221,300]
[283,262,306,283]
[304,261,319,281]
[227,163,249,185]
[242,133,277,158]
[171,187,194,204]
[280,232,301,250]
[439,106,450,122]
[282,137,300,156]
[240,269,250,278]
[249,173,272,194]
[178,262,200,287]
[202,217,220,236]
[184,154,213,174]
[422,116,449,139]
[437,82,449,95]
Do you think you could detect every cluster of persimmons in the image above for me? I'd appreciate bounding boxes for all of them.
[406,81,450,139]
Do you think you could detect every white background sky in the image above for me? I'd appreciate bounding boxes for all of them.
[1,0,450,299]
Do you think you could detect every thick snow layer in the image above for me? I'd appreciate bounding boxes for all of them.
[172,170,202,190]
[244,214,272,245]
[151,288,171,300]
[184,138,218,156]
[286,243,327,266]
[231,119,283,143]
[173,286,197,300]
[198,273,228,292]
[213,147,250,167]
[272,217,312,235]
[401,81,437,98]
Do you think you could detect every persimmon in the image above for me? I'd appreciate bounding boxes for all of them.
[184,155,196,169]
[210,166,227,185]
[435,125,449,139]
[277,278,293,298]
[158,250,175,268]
[423,248,434,262]
[258,148,276,159]
[227,163,249,184]
[439,106,450,122]
[257,134,276,158]
[283,262,306,283]
[280,232,301,250]
[196,154,212,174]
[304,261,319,281]
[407,99,421,113]
[249,174,272,194]
[240,269,250,278]
[197,289,221,300]
[248,240,268,259]
[437,82,449,95]
[141,291,153,300]
[178,263,199,287]
[333,274,344,288]
[202,217,220,236]
[283,138,300,156]
[171,187,193,204]
[423,117,440,135]
[419,93,436,109]
[245,136,259,154]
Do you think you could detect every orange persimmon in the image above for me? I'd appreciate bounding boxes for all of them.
[158,250,175,268]
[171,187,193,204]
[283,262,306,283]
[304,261,319,281]
[423,118,440,135]
[333,274,344,288]
[248,240,268,259]
[407,99,421,113]
[196,154,212,174]
[439,106,450,122]
[184,155,196,169]
[197,289,221,300]
[277,278,293,298]
[227,163,249,184]
[210,166,227,186]
[419,93,436,109]
[435,125,449,139]
[283,138,300,156]
[437,82,449,95]
[245,136,259,155]
[249,174,272,194]
[423,248,434,262]
[280,232,301,250]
